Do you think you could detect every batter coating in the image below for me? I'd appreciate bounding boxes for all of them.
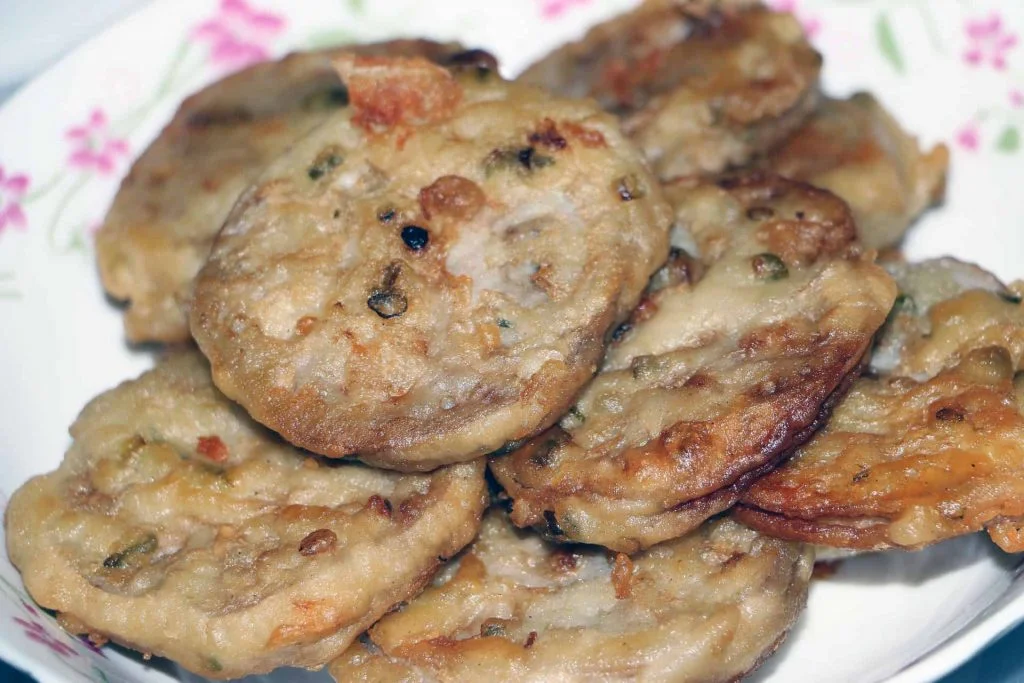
[738,259,1024,552]
[519,0,821,178]
[190,55,671,471]
[329,510,812,682]
[96,40,463,343]
[759,94,949,249]
[4,353,487,678]
[490,173,896,552]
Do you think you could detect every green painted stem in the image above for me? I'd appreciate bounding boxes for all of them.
[915,0,946,54]
[23,172,64,203]
[46,175,88,250]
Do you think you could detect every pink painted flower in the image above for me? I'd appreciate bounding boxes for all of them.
[65,110,129,175]
[1011,89,1024,108]
[192,0,286,70]
[15,603,79,658]
[956,123,981,151]
[0,166,29,236]
[768,0,821,38]
[964,13,1018,70]
[537,0,592,21]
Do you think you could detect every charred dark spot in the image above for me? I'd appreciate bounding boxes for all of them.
[795,211,806,220]
[751,253,788,281]
[103,534,157,569]
[401,225,429,251]
[999,291,1023,305]
[308,150,343,180]
[368,263,407,318]
[746,206,775,221]
[301,85,349,110]
[716,176,741,190]
[611,322,632,343]
[852,468,870,483]
[480,621,507,638]
[367,289,408,318]
[381,262,402,288]
[529,119,568,150]
[650,247,702,293]
[378,207,396,224]
[615,174,646,201]
[893,293,917,314]
[935,406,966,422]
[333,209,341,219]
[524,631,538,649]
[489,439,525,457]
[497,318,513,329]
[445,48,500,76]
[529,438,563,468]
[484,146,554,175]
[544,510,565,536]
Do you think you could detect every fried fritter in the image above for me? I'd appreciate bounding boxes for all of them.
[4,352,487,679]
[190,55,671,471]
[738,259,1024,552]
[519,0,821,178]
[328,510,812,682]
[758,94,949,249]
[96,40,464,343]
[490,173,896,552]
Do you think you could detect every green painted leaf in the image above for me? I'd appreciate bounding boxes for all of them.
[997,126,1020,153]
[876,13,904,73]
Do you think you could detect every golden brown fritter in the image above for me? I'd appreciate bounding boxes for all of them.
[328,510,812,682]
[758,94,949,249]
[519,0,821,178]
[490,173,896,552]
[738,258,1024,552]
[96,40,464,343]
[4,352,487,679]
[190,55,672,471]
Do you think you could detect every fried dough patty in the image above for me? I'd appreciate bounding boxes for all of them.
[96,40,463,343]
[190,55,672,471]
[329,510,812,682]
[758,94,949,249]
[519,0,821,178]
[4,353,487,679]
[490,173,896,552]
[738,258,1024,552]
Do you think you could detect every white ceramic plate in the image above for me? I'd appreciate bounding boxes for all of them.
[1,1,1023,681]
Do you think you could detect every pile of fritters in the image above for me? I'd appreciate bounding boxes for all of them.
[11,1,1022,680]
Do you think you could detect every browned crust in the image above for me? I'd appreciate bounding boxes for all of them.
[4,353,489,678]
[519,1,822,177]
[733,506,893,550]
[490,173,896,552]
[327,512,813,681]
[190,57,671,471]
[96,40,466,343]
[740,273,1024,552]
